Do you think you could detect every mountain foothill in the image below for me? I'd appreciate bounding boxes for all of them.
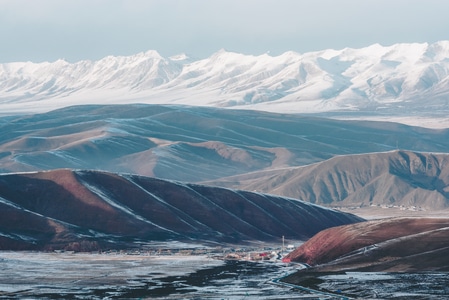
[2,41,449,274]
[1,104,449,262]
[0,169,362,251]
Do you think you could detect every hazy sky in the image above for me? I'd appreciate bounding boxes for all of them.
[1,0,449,63]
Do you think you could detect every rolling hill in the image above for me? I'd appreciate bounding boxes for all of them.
[283,217,449,272]
[208,150,449,211]
[0,169,362,251]
[1,104,449,184]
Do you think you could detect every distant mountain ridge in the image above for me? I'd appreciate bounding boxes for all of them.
[1,41,449,119]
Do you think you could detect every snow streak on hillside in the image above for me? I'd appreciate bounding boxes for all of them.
[1,41,449,118]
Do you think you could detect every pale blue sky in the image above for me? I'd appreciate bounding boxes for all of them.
[1,0,448,63]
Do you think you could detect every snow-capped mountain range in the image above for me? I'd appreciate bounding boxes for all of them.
[2,41,449,123]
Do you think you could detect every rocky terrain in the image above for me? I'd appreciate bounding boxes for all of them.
[0,169,362,251]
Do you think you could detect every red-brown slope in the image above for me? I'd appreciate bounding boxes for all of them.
[0,169,363,250]
[0,169,153,235]
[284,217,449,272]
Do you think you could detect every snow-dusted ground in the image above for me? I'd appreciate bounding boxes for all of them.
[0,252,222,296]
[0,251,306,299]
[2,251,448,299]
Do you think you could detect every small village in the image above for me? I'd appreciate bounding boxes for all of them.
[92,242,297,262]
[98,237,299,264]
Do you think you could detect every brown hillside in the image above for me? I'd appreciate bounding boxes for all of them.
[284,217,449,272]
[208,150,449,211]
[0,169,362,251]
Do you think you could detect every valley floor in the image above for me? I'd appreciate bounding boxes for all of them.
[338,206,449,220]
[3,250,449,299]
[0,251,310,299]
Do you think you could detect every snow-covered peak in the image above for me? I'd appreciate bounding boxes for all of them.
[424,41,449,61]
[275,51,301,63]
[142,49,163,59]
[382,42,429,63]
[1,41,449,123]
[206,49,254,66]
